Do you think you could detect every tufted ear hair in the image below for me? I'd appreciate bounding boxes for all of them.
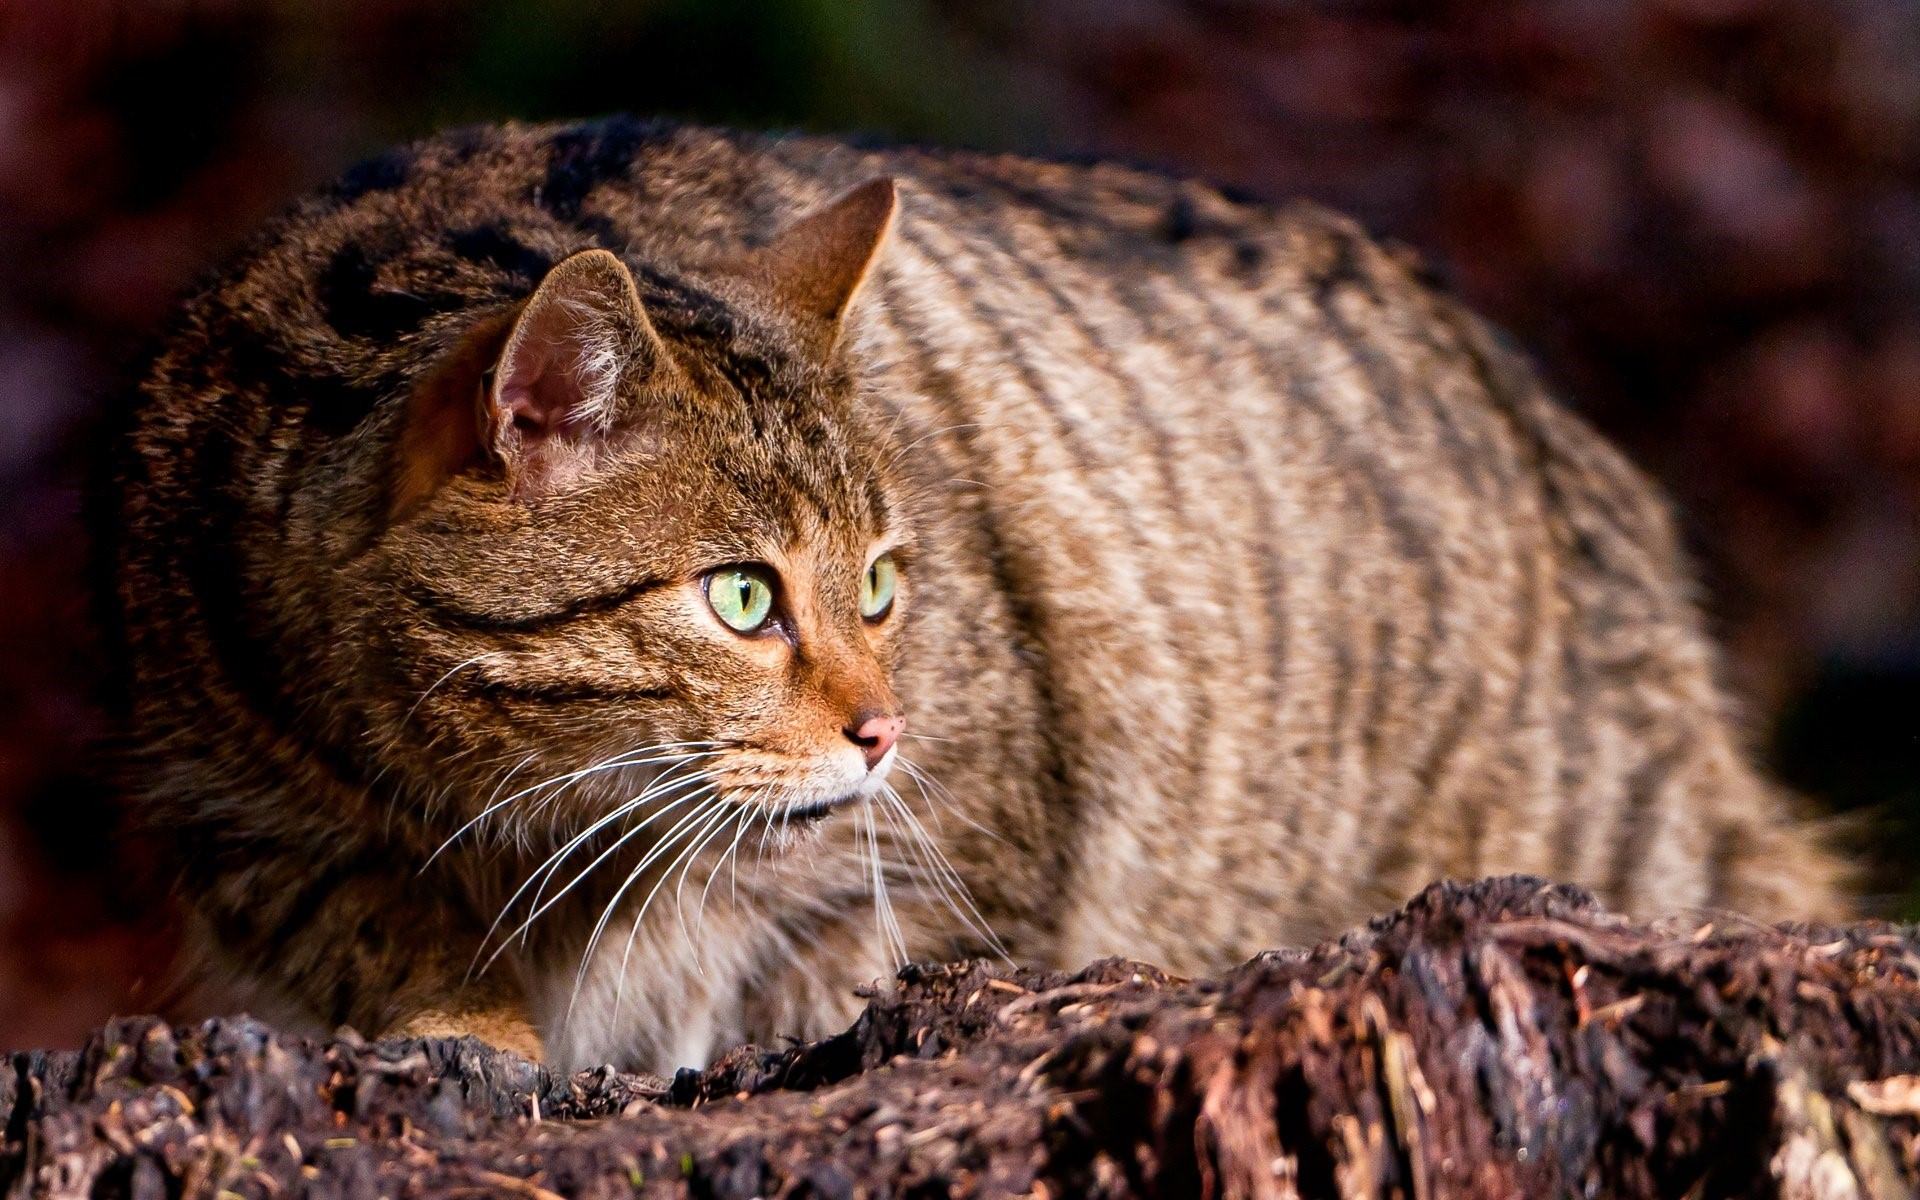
[726,178,898,353]
[486,249,667,445]
[479,248,679,498]
[392,249,675,514]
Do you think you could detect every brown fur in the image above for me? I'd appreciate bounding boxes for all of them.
[104,117,1844,1073]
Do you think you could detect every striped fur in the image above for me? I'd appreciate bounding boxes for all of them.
[104,117,1843,1073]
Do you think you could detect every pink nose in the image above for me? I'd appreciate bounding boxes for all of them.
[844,713,905,770]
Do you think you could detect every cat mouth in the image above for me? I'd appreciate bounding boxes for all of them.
[781,792,865,824]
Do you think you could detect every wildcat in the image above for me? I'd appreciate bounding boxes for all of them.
[103,116,1842,1073]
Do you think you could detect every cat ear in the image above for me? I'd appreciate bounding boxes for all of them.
[487,249,664,444]
[482,248,673,493]
[734,178,898,351]
[392,249,671,515]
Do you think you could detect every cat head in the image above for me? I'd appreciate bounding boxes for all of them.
[361,179,918,845]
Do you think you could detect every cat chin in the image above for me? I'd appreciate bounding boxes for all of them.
[860,745,899,790]
[756,808,836,854]
[751,745,897,829]
[750,775,888,850]
[774,787,870,827]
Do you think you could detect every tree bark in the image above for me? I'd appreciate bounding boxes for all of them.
[7,876,1919,1198]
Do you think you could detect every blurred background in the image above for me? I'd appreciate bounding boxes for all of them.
[1,0,1915,1051]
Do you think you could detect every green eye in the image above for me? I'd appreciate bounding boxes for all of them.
[706,567,775,633]
[860,553,897,620]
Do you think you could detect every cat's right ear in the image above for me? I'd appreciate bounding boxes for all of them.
[482,249,674,491]
[394,249,673,513]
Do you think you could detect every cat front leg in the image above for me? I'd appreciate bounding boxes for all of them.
[735,915,897,1051]
[390,998,545,1061]
[531,899,899,1075]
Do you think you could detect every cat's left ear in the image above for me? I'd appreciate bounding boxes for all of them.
[730,178,898,353]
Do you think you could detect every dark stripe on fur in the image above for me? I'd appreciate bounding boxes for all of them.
[1605,737,1691,901]
[326,147,415,204]
[405,575,673,634]
[317,241,445,341]
[464,678,678,706]
[445,225,557,283]
[538,116,667,221]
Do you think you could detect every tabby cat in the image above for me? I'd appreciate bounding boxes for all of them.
[104,116,1841,1073]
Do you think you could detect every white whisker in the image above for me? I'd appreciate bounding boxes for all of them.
[428,743,722,867]
[473,770,718,972]
[696,792,761,939]
[863,800,909,968]
[522,759,714,916]
[881,783,1010,961]
[608,800,737,1007]
[371,652,505,783]
[883,420,984,474]
[566,796,728,1024]
[671,800,750,971]
[898,756,1009,847]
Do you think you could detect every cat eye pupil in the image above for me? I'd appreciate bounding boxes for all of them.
[706,567,774,634]
[861,553,897,621]
[706,559,893,634]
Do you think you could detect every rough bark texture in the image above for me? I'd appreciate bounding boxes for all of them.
[7,876,1920,1198]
